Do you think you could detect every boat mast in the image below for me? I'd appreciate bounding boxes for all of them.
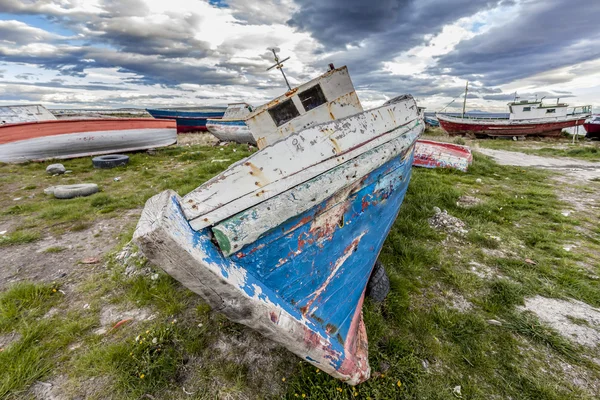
[266,49,292,91]
[462,81,469,118]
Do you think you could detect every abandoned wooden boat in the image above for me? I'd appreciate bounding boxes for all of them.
[584,116,600,139]
[245,65,364,149]
[146,107,226,133]
[438,100,592,138]
[413,140,473,172]
[0,104,57,124]
[206,103,255,144]
[0,118,177,163]
[134,89,424,384]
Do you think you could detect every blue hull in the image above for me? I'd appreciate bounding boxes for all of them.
[134,146,416,383]
[146,108,226,133]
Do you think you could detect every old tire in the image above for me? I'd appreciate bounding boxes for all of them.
[92,154,129,169]
[366,260,390,303]
[53,184,99,199]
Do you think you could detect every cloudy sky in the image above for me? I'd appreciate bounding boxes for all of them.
[0,0,599,112]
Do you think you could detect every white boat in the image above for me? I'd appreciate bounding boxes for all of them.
[206,103,255,144]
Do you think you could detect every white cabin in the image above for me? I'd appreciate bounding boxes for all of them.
[222,102,254,120]
[245,66,363,149]
[0,104,56,124]
[508,100,569,120]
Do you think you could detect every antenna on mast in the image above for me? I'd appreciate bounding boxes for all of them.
[266,48,292,91]
[462,81,469,118]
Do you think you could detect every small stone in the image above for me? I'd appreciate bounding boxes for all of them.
[475,178,482,183]
[114,177,121,182]
[46,163,66,175]
[524,258,537,265]
[487,319,502,326]
[150,273,159,281]
[433,206,442,214]
[81,257,100,264]
[12,197,21,201]
[65,170,72,174]
[453,386,462,396]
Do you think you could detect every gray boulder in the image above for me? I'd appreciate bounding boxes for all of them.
[46,163,66,175]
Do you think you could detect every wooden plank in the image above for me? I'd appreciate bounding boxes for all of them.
[212,127,420,255]
[182,95,420,229]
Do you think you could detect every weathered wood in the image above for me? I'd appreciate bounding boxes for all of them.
[212,128,420,255]
[182,95,420,230]
[133,190,370,385]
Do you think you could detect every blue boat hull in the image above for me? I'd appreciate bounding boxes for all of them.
[134,145,416,384]
[146,108,225,133]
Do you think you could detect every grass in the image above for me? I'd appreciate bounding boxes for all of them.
[1,137,599,398]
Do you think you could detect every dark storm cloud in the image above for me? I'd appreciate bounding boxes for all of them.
[432,0,600,86]
[288,0,507,97]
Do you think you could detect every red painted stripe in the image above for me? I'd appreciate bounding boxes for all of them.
[0,118,176,145]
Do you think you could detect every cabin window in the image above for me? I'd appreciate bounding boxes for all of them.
[546,109,556,114]
[298,84,327,112]
[268,99,300,127]
[523,107,531,112]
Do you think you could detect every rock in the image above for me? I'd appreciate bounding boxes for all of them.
[53,184,99,199]
[487,319,502,326]
[428,210,468,235]
[433,206,442,214]
[46,163,66,175]
[475,178,482,184]
[524,258,537,265]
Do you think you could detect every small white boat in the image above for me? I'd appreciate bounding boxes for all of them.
[206,103,255,144]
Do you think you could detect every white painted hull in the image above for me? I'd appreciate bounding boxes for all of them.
[206,120,255,144]
[0,128,177,163]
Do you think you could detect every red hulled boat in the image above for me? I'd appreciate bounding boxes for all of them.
[584,116,600,139]
[438,99,591,138]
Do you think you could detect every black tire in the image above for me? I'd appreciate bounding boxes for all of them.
[366,260,390,303]
[92,154,129,169]
[53,184,99,199]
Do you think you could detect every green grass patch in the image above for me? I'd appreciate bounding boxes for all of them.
[0,230,41,246]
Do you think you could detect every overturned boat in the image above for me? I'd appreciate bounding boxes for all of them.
[146,107,226,133]
[413,140,473,172]
[134,74,424,384]
[0,117,177,163]
[206,103,255,144]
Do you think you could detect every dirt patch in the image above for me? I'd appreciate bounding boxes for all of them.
[0,331,21,350]
[0,211,140,291]
[475,148,600,181]
[520,295,600,347]
[94,305,156,335]
[177,133,220,147]
[456,195,482,208]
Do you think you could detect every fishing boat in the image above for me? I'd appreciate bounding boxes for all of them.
[413,140,472,172]
[146,107,226,133]
[134,58,424,384]
[206,103,255,144]
[0,118,177,163]
[437,82,591,138]
[584,115,600,139]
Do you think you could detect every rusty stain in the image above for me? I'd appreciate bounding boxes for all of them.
[329,137,341,154]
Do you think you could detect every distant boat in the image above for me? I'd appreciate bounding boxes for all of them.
[424,116,440,127]
[206,103,255,144]
[134,60,424,385]
[438,98,591,138]
[0,117,177,163]
[584,115,600,139]
[146,107,226,133]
